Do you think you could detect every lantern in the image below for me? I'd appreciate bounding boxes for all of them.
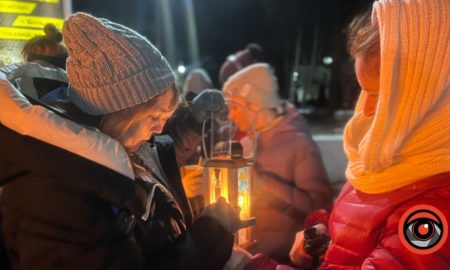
[202,100,256,248]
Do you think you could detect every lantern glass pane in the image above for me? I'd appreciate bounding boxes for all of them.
[237,166,252,246]
[208,167,229,203]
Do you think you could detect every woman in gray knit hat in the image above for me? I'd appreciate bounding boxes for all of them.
[0,12,239,270]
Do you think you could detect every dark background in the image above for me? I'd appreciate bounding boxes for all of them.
[72,0,373,111]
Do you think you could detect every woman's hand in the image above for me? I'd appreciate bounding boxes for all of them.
[201,197,255,233]
[181,165,204,198]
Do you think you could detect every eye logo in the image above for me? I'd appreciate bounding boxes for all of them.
[399,204,448,254]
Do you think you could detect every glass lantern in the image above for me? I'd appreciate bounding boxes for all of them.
[201,100,256,248]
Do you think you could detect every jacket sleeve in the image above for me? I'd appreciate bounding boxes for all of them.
[139,215,234,270]
[361,195,450,270]
[244,253,300,270]
[291,136,332,212]
[303,207,332,228]
[256,135,332,215]
[180,215,234,270]
[0,204,10,270]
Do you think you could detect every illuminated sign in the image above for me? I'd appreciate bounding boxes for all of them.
[0,0,70,66]
[13,15,64,29]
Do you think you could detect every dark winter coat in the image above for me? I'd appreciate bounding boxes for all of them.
[0,80,233,270]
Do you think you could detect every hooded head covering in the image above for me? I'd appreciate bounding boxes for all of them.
[63,13,175,115]
[344,0,450,193]
[182,68,212,100]
[219,43,263,85]
[223,63,282,109]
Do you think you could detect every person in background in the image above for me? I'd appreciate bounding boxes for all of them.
[220,43,264,142]
[0,13,241,270]
[146,89,227,219]
[219,43,263,86]
[3,23,69,102]
[22,23,68,69]
[246,0,450,269]
[224,63,332,261]
[182,68,213,101]
[168,68,227,219]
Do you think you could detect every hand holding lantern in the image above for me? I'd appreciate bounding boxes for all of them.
[201,197,256,233]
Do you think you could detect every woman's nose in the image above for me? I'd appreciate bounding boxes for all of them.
[152,123,163,134]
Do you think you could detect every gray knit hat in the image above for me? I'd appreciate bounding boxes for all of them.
[63,13,175,115]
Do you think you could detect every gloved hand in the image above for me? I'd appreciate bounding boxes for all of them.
[201,197,256,233]
[190,89,227,123]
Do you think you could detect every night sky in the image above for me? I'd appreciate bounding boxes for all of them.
[72,0,374,110]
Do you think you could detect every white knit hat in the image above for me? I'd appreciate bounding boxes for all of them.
[63,13,175,115]
[223,63,281,109]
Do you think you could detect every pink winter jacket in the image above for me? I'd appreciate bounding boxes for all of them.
[249,105,332,259]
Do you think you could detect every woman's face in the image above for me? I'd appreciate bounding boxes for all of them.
[112,89,177,152]
[354,52,380,116]
[227,96,257,134]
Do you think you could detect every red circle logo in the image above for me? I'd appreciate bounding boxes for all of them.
[399,204,448,254]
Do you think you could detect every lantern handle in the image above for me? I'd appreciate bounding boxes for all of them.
[201,118,209,160]
[235,216,256,231]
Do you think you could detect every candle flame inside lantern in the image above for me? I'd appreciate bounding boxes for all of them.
[207,166,252,247]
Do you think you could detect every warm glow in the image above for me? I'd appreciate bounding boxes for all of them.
[207,166,252,247]
[237,167,252,246]
[208,167,229,203]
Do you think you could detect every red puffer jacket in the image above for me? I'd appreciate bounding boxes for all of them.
[320,172,450,270]
[245,172,450,270]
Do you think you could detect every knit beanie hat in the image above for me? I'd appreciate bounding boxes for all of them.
[63,13,175,115]
[223,63,282,109]
[219,43,263,85]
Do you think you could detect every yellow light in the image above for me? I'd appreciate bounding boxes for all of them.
[237,167,251,246]
[238,194,244,208]
[32,0,61,3]
[205,160,254,248]
[0,1,36,14]
[13,15,64,29]
[0,27,44,40]
[208,167,230,204]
